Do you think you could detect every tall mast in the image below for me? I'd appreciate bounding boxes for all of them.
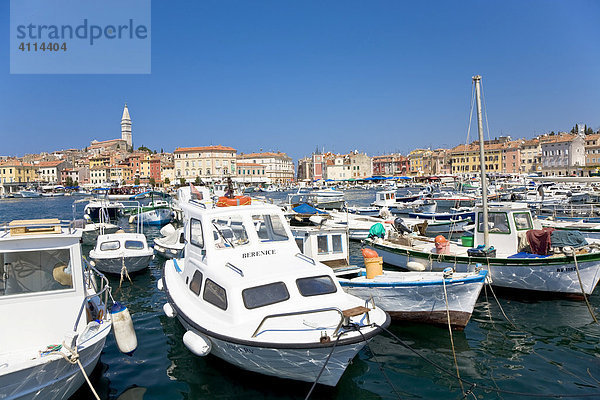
[473,75,489,248]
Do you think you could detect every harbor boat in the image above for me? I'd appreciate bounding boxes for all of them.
[338,266,488,329]
[41,185,66,197]
[160,200,390,386]
[153,223,185,259]
[539,218,600,240]
[89,231,153,275]
[19,190,41,198]
[371,190,436,215]
[84,199,123,223]
[126,191,173,226]
[0,218,113,400]
[407,210,475,222]
[326,210,393,241]
[89,208,153,275]
[287,188,345,210]
[73,199,121,246]
[365,76,600,298]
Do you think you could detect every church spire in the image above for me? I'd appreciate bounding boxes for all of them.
[121,104,132,149]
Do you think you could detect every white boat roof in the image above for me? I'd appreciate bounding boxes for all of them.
[0,219,82,245]
[474,202,530,212]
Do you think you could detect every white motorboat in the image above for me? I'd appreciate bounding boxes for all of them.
[84,199,123,223]
[19,190,41,198]
[89,232,153,275]
[153,223,185,259]
[160,200,390,386]
[0,218,113,400]
[338,266,487,329]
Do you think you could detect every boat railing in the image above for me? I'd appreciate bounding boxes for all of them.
[73,257,112,331]
[537,203,600,219]
[251,307,346,338]
[295,252,315,265]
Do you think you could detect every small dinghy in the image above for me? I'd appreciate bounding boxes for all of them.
[153,223,185,259]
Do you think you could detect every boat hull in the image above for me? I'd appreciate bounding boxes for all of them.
[177,318,365,386]
[339,271,486,329]
[1,324,110,400]
[132,208,172,226]
[366,240,600,297]
[91,255,152,274]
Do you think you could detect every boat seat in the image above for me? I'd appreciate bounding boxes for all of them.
[342,306,370,318]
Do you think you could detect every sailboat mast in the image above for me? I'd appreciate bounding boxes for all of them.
[473,75,489,248]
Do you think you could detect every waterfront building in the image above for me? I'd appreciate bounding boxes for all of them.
[236,163,268,183]
[584,134,600,173]
[161,162,175,186]
[89,166,111,186]
[408,149,432,176]
[347,151,372,179]
[60,168,80,185]
[109,163,133,185]
[89,154,114,169]
[540,133,585,176]
[324,154,352,181]
[297,156,312,181]
[139,155,161,183]
[451,142,503,175]
[371,154,409,176]
[501,141,522,174]
[237,151,294,184]
[0,160,37,184]
[519,138,542,174]
[174,145,237,182]
[36,160,70,184]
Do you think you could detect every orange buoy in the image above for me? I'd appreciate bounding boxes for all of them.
[216,196,252,207]
[361,248,379,258]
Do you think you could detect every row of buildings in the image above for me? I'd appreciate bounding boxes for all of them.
[2,104,597,192]
[296,127,598,181]
[0,105,296,193]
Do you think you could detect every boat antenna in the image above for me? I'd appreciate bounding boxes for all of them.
[473,75,489,249]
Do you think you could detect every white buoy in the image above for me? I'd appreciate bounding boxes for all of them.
[183,331,211,356]
[156,279,164,291]
[128,215,136,224]
[406,261,426,271]
[110,302,138,355]
[162,302,176,318]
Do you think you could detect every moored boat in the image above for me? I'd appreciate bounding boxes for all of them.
[160,200,389,386]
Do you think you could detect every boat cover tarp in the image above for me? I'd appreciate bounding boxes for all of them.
[292,203,328,215]
[550,230,588,248]
[369,223,386,239]
[508,252,551,259]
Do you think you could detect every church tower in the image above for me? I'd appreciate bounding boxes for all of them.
[121,104,132,149]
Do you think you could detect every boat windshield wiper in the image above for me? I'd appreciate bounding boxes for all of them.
[212,222,235,248]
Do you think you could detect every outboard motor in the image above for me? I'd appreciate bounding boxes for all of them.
[393,217,412,234]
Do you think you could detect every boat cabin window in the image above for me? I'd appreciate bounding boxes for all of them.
[317,235,329,254]
[0,249,73,296]
[203,279,228,310]
[190,218,204,248]
[513,212,533,231]
[212,216,249,249]
[125,240,145,250]
[295,238,304,253]
[252,214,289,242]
[332,235,343,253]
[100,241,120,251]
[189,270,203,296]
[242,282,290,309]
[296,275,337,297]
[477,212,511,234]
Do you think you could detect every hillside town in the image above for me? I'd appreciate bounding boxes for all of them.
[1,104,599,196]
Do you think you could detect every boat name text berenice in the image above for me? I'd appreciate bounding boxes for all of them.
[242,249,277,258]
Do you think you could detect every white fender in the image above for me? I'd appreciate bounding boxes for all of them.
[406,261,426,271]
[183,331,211,356]
[162,302,176,318]
[110,302,138,355]
[156,279,164,291]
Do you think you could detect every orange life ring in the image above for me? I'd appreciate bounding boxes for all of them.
[217,196,252,207]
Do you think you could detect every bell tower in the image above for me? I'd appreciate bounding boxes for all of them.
[121,104,132,149]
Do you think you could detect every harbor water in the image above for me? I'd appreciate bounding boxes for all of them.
[1,191,599,400]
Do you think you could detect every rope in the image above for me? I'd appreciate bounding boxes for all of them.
[442,276,464,395]
[304,333,342,399]
[42,340,101,400]
[119,256,133,290]
[570,251,598,323]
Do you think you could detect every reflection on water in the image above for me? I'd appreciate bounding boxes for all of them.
[1,193,599,399]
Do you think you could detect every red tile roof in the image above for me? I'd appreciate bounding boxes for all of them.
[174,145,236,153]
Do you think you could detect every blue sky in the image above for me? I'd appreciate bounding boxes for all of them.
[1,0,599,161]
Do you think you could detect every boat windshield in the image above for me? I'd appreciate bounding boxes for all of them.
[212,215,249,249]
[252,214,289,242]
[0,249,73,296]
